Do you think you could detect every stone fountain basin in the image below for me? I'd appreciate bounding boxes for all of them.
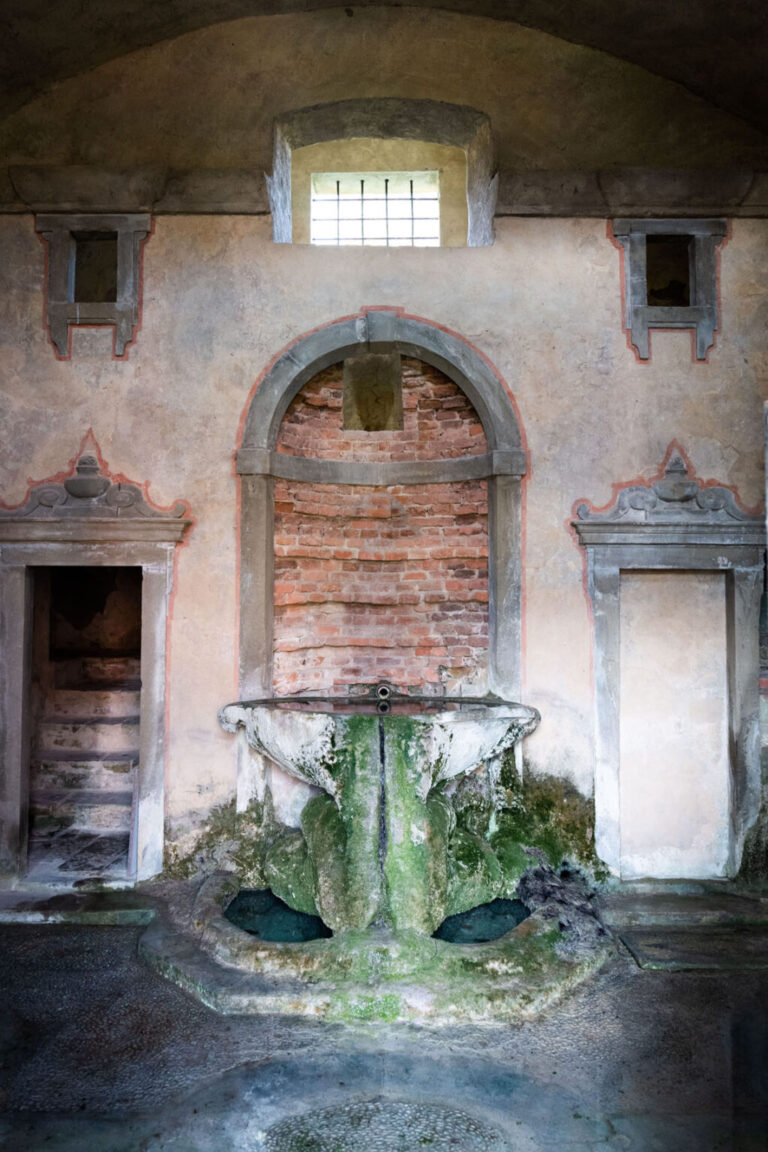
[138,871,613,1025]
[218,697,540,800]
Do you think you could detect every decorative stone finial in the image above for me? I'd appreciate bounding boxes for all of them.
[63,455,111,499]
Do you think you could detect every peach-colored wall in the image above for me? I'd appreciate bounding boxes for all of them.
[1,213,766,847]
[619,571,730,879]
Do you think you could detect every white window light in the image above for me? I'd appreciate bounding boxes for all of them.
[310,171,440,247]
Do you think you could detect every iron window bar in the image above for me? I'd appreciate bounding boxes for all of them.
[311,173,440,247]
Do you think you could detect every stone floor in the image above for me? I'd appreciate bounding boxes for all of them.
[0,890,766,1150]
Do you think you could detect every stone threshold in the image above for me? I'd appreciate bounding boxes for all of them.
[599,879,768,930]
[0,883,156,924]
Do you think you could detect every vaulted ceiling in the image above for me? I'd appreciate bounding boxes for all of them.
[1,0,766,130]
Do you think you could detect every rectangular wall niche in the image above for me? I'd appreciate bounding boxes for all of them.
[35,213,150,356]
[619,570,730,879]
[73,232,119,303]
[613,218,726,359]
[342,352,403,431]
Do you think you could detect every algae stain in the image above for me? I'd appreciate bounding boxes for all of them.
[331,991,402,1022]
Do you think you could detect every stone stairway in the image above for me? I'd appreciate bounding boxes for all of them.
[27,656,140,882]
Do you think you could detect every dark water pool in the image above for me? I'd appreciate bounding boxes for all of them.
[433,898,530,943]
[225,889,332,942]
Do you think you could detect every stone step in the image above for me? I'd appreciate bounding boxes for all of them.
[37,717,140,755]
[26,830,131,879]
[46,687,141,718]
[601,887,768,929]
[31,790,134,832]
[33,756,137,792]
[54,655,141,690]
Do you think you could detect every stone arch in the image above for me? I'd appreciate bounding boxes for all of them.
[268,98,496,246]
[236,308,526,700]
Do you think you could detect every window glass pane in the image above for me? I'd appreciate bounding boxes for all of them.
[312,200,338,220]
[413,199,439,220]
[310,170,441,247]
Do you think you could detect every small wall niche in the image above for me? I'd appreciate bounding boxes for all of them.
[73,231,118,303]
[645,233,692,307]
[342,352,403,431]
[35,213,150,356]
[613,217,726,360]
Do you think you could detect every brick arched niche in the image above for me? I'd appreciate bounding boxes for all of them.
[237,309,526,701]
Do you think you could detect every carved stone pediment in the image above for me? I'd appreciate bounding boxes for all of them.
[1,455,186,520]
[0,447,192,543]
[574,449,762,529]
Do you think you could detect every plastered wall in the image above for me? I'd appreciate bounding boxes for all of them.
[1,11,767,171]
[1,212,767,846]
[619,571,730,879]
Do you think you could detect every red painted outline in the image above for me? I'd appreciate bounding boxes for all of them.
[607,219,730,365]
[234,306,530,696]
[37,219,154,361]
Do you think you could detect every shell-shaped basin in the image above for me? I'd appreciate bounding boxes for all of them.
[219,696,540,797]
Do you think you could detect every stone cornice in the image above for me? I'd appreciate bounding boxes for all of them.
[3,166,768,217]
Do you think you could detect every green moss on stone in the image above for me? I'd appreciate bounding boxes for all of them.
[445,827,503,916]
[264,827,319,916]
[327,716,383,928]
[382,717,435,933]
[491,760,607,880]
[329,992,402,1023]
[162,795,276,886]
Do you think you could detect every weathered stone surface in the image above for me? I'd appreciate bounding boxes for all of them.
[219,698,539,932]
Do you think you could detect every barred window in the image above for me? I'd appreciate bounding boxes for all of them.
[311,171,440,247]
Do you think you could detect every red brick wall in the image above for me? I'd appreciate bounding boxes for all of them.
[273,358,489,694]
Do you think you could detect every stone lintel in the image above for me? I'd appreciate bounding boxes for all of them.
[0,520,189,545]
[235,447,526,484]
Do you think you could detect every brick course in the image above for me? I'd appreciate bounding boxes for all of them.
[273,359,489,694]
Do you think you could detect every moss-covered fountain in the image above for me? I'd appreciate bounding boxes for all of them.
[142,686,611,1024]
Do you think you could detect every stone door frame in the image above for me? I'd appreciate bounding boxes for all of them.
[0,457,191,882]
[573,449,765,876]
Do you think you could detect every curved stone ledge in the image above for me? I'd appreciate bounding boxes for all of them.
[139,873,613,1024]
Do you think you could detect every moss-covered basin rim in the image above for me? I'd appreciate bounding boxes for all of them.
[218,698,540,792]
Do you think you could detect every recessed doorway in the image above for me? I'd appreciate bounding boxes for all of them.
[26,567,142,882]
